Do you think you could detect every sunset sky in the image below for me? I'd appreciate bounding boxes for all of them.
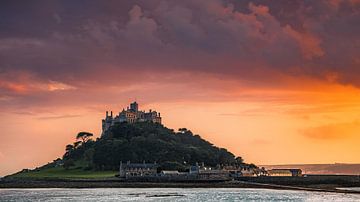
[1,0,360,176]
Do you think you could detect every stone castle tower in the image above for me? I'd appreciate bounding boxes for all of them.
[101,101,161,136]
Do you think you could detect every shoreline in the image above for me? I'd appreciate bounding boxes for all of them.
[1,178,360,194]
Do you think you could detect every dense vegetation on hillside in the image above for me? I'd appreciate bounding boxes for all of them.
[62,122,247,171]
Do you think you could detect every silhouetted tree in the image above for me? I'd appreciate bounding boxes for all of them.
[63,144,74,159]
[65,144,74,152]
[235,156,244,165]
[76,132,93,143]
[63,159,75,169]
[73,141,82,148]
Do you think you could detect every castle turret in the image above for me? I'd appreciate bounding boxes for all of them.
[102,110,113,136]
[130,101,138,112]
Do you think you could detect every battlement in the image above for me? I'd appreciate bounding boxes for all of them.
[101,102,162,136]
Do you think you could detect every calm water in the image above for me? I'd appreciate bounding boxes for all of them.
[0,188,360,201]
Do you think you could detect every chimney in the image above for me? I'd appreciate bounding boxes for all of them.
[110,111,113,117]
[106,111,108,117]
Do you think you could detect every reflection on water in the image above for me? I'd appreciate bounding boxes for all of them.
[337,187,360,192]
[0,188,359,201]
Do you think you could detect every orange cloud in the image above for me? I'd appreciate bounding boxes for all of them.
[1,83,27,93]
[300,121,360,140]
[0,71,76,95]
[47,81,76,91]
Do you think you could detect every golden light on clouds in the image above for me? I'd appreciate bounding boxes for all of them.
[47,81,76,92]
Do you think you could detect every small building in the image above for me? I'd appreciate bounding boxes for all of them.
[268,169,302,177]
[160,170,181,176]
[241,169,256,177]
[189,165,200,174]
[189,163,230,180]
[119,161,158,178]
[198,170,230,180]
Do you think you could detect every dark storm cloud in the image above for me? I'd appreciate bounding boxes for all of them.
[0,0,359,91]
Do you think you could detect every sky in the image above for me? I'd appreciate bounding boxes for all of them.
[0,0,360,176]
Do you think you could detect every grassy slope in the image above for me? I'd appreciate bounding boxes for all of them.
[10,167,117,179]
[9,161,118,179]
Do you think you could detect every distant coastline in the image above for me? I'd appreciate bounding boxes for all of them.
[1,175,360,194]
[261,163,360,175]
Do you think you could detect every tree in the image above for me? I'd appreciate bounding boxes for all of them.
[84,148,95,167]
[73,141,82,148]
[64,144,74,157]
[178,128,188,133]
[235,156,244,165]
[65,144,74,152]
[63,159,75,169]
[76,132,93,143]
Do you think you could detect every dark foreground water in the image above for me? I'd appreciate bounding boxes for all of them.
[1,188,359,201]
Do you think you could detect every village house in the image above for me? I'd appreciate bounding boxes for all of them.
[267,169,303,177]
[189,163,231,180]
[119,161,158,178]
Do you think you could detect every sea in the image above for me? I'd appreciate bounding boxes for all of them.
[0,188,360,201]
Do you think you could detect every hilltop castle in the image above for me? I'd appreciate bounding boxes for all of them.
[102,101,162,136]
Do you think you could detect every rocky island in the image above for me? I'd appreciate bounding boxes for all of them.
[1,102,360,194]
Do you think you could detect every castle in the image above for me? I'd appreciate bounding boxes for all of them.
[102,101,162,135]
